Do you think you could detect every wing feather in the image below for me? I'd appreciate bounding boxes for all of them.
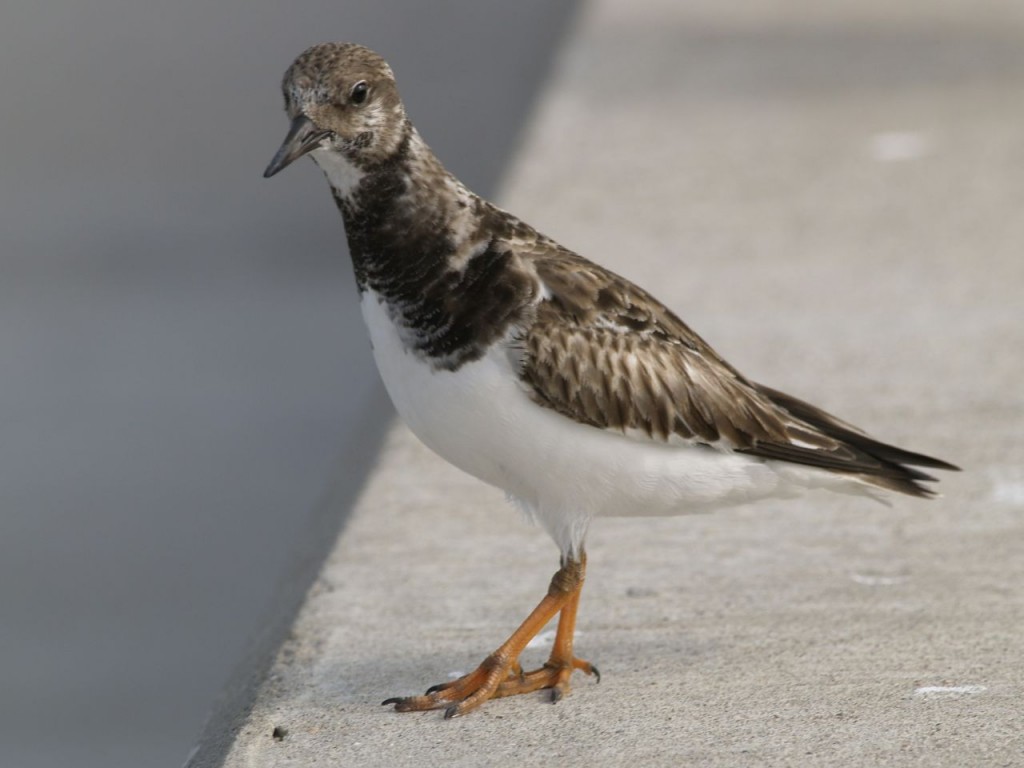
[514,252,957,495]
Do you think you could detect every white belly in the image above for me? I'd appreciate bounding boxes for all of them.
[359,291,841,554]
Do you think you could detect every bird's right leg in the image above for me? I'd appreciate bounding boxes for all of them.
[382,554,597,718]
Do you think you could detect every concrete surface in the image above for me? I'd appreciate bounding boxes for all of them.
[0,3,575,767]
[210,1,1023,765]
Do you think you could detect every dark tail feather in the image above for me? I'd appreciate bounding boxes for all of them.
[750,383,960,497]
[758,385,959,470]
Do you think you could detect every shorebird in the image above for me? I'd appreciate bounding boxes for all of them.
[263,43,957,718]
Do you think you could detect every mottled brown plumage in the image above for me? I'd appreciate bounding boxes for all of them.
[515,251,956,496]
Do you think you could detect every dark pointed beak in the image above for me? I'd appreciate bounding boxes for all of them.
[263,115,331,178]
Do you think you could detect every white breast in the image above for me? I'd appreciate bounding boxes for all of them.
[359,290,850,555]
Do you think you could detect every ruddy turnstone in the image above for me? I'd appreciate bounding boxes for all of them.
[264,43,958,718]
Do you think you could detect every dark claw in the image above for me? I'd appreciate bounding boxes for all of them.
[381,697,403,706]
[550,687,563,704]
[591,665,601,684]
[443,704,459,719]
[425,683,447,695]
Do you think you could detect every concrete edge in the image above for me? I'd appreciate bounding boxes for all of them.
[184,390,394,768]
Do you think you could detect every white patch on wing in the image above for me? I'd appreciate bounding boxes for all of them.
[536,279,553,303]
[789,437,823,449]
[593,315,637,334]
[447,236,491,273]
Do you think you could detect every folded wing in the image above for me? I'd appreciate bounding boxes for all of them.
[516,254,957,496]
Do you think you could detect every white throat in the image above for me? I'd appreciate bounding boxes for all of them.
[311,148,366,199]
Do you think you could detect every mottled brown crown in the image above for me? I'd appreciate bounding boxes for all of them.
[282,43,394,110]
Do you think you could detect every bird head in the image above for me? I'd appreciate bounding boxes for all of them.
[263,43,407,178]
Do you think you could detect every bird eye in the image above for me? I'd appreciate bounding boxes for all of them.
[350,81,369,105]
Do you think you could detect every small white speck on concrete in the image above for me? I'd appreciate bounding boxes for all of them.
[868,131,933,161]
[989,468,1024,505]
[913,685,987,698]
[524,628,583,649]
[992,482,1024,505]
[849,572,908,586]
[525,628,557,649]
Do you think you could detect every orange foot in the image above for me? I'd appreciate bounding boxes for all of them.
[382,555,599,718]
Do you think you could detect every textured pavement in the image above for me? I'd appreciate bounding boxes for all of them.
[210,1,1024,765]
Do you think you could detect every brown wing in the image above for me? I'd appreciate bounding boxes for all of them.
[516,253,957,495]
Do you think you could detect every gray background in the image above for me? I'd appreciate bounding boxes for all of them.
[0,2,576,766]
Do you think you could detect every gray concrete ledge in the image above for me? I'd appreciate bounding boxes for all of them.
[184,392,392,768]
[210,1,1024,765]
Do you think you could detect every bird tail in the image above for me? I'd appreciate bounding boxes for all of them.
[755,384,960,497]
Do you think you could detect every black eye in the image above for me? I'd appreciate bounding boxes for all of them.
[350,81,369,105]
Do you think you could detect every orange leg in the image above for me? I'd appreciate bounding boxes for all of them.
[383,554,599,718]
